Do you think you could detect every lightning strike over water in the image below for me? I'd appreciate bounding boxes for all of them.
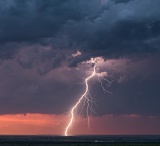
[65,58,110,136]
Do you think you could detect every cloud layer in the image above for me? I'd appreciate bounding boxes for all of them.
[0,0,160,117]
[1,0,160,59]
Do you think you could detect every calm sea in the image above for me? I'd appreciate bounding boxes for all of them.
[0,135,160,144]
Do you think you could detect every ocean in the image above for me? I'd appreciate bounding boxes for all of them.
[0,135,160,145]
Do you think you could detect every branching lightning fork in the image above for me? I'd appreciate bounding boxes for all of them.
[64,59,111,136]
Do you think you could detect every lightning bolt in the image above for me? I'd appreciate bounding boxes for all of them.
[97,76,112,94]
[64,58,111,136]
[65,63,96,136]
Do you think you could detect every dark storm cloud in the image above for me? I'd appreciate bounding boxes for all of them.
[0,55,160,116]
[0,0,105,60]
[112,0,134,4]
[81,55,160,117]
[65,0,160,62]
[0,59,85,114]
[0,0,160,61]
[0,0,160,117]
[0,0,103,43]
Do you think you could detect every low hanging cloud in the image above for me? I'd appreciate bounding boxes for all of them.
[0,0,160,116]
[0,55,160,116]
[0,0,160,61]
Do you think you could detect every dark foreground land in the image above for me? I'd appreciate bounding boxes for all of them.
[0,135,160,146]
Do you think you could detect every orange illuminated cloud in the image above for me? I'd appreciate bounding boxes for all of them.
[0,114,67,135]
[0,114,160,135]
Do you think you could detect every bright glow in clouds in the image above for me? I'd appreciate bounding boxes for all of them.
[0,114,67,135]
[72,50,82,57]
[65,57,111,136]
[0,114,160,135]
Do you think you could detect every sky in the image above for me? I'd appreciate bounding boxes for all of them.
[0,0,160,135]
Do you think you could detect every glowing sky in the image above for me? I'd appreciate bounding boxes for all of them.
[0,114,160,135]
[0,0,160,135]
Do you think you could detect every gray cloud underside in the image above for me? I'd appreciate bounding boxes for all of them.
[0,0,160,116]
[0,0,160,60]
[0,55,160,116]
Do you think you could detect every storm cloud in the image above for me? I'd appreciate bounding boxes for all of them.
[1,0,160,58]
[0,0,160,117]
